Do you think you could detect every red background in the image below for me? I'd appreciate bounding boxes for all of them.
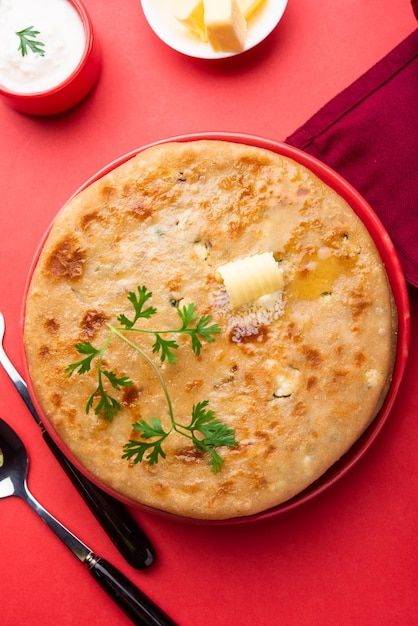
[0,1,417,625]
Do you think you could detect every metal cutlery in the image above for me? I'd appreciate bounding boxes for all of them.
[0,417,175,626]
[0,312,155,570]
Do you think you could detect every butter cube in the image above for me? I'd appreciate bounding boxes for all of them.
[204,0,247,52]
[237,0,265,19]
[173,0,207,42]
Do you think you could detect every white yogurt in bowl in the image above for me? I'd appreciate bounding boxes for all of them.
[0,0,86,94]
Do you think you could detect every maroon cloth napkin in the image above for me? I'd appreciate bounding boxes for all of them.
[286,29,418,287]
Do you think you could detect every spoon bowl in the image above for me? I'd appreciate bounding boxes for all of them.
[0,419,28,498]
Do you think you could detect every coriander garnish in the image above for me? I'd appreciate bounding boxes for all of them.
[66,335,133,421]
[117,286,220,362]
[16,26,46,57]
[123,400,236,473]
[67,286,236,472]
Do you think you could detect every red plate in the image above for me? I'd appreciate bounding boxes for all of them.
[21,132,410,524]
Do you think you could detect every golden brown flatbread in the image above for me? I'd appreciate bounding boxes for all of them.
[24,140,396,519]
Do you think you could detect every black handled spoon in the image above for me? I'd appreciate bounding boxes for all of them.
[0,417,176,626]
[0,311,155,570]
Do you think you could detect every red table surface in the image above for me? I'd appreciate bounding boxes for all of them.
[0,2,417,625]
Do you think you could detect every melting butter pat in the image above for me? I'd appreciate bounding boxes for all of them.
[237,0,266,19]
[173,0,207,42]
[217,252,284,308]
[203,0,247,52]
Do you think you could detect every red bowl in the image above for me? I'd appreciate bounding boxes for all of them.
[0,0,101,116]
[22,132,410,524]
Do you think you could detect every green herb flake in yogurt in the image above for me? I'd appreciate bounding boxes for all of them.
[16,26,45,57]
[0,0,85,94]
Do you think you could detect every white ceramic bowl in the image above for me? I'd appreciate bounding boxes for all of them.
[141,0,288,59]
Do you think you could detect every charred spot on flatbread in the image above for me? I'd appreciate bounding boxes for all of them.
[79,309,108,339]
[45,237,86,280]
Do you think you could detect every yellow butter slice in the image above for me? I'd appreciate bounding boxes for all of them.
[173,0,208,42]
[203,0,247,52]
[217,252,284,308]
[237,0,266,19]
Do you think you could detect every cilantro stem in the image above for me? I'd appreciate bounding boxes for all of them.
[116,326,192,335]
[97,366,105,393]
[100,332,112,356]
[97,331,112,375]
[172,425,194,439]
[108,324,175,427]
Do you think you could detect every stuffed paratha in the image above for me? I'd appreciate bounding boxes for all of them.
[24,140,396,519]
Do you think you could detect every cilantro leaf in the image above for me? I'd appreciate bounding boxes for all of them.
[177,306,221,356]
[205,447,223,474]
[117,286,157,329]
[152,334,178,364]
[122,439,166,465]
[86,383,121,421]
[133,417,168,439]
[183,401,237,472]
[117,314,134,329]
[189,401,236,447]
[177,303,198,329]
[66,342,100,376]
[122,418,169,465]
[195,315,221,343]
[191,333,202,356]
[66,339,132,423]
[75,342,101,355]
[102,370,133,389]
[94,392,121,421]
